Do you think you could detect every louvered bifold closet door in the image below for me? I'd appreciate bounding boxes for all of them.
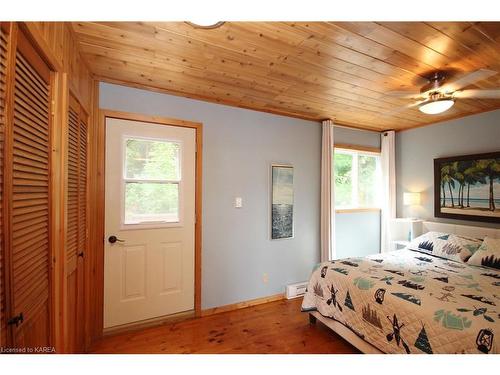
[65,95,87,353]
[76,109,88,352]
[9,28,52,348]
[0,24,9,348]
[78,115,87,262]
[67,100,79,269]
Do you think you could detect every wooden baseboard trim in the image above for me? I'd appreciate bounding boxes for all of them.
[201,293,285,317]
[102,310,195,337]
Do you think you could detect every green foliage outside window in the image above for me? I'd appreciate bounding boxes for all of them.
[358,155,377,207]
[124,138,180,223]
[334,149,380,208]
[125,138,179,180]
[334,153,353,207]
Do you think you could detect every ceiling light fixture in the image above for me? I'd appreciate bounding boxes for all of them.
[418,93,455,115]
[185,21,225,29]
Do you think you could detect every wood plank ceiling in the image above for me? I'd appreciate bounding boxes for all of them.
[71,22,500,131]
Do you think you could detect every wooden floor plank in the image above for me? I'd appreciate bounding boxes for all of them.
[90,298,359,354]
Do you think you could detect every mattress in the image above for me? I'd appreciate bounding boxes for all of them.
[302,249,499,354]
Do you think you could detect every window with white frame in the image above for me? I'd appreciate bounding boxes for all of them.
[334,148,382,210]
[123,137,181,225]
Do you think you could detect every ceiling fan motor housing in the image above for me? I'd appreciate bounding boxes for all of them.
[420,71,447,94]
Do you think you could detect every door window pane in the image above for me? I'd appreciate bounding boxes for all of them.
[125,138,180,180]
[125,182,179,224]
[334,152,353,207]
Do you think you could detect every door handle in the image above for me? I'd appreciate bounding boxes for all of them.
[108,235,125,244]
[7,313,24,327]
[78,251,84,258]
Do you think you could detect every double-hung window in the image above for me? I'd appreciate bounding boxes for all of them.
[123,137,181,225]
[334,147,382,210]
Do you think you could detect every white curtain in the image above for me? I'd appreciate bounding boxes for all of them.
[380,130,396,253]
[320,120,335,262]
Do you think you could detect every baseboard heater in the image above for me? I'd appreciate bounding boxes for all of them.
[285,281,308,299]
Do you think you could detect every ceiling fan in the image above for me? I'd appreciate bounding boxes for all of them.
[384,69,500,115]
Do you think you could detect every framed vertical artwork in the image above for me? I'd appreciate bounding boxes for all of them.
[434,152,500,223]
[271,164,294,240]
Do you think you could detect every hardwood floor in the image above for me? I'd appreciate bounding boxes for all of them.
[90,298,359,354]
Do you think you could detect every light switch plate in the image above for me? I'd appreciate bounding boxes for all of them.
[235,197,243,208]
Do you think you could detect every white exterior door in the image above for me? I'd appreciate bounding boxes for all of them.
[104,117,196,329]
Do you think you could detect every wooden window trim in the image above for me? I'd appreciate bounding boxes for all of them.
[335,208,381,214]
[334,143,381,154]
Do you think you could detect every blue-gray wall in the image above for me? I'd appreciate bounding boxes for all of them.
[334,127,381,257]
[100,83,322,309]
[396,109,500,228]
[100,82,381,308]
[334,126,380,149]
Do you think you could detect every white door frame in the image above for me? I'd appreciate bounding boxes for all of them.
[96,109,202,336]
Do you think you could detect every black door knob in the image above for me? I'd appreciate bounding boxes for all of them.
[108,235,124,244]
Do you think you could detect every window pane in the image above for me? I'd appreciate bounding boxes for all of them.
[125,182,179,224]
[358,155,378,207]
[334,152,353,207]
[125,138,180,180]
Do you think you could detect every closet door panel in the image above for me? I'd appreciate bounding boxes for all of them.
[65,95,86,353]
[76,112,87,352]
[65,98,79,352]
[9,28,52,348]
[0,23,8,348]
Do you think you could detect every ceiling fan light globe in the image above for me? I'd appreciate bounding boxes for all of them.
[185,21,225,29]
[419,99,455,114]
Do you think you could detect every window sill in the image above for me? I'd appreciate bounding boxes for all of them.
[335,208,381,214]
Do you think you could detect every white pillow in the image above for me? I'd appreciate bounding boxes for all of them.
[407,231,482,263]
[467,237,500,269]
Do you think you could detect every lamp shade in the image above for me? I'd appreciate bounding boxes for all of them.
[403,192,421,206]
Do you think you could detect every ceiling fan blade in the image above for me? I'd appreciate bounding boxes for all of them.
[441,69,497,92]
[454,89,500,99]
[385,91,422,99]
[380,101,424,118]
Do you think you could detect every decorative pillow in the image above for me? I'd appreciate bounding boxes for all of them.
[407,231,482,262]
[467,237,500,269]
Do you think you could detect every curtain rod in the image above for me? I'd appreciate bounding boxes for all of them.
[321,118,382,134]
[324,120,396,134]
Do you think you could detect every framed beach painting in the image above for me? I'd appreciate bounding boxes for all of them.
[271,164,294,239]
[434,152,500,223]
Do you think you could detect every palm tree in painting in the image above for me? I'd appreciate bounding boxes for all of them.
[441,163,455,208]
[476,159,500,211]
[454,161,468,208]
[440,165,446,207]
[463,162,486,208]
[455,160,480,208]
[488,159,500,211]
[441,172,447,207]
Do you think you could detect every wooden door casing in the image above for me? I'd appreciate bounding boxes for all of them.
[3,26,53,350]
[93,110,203,341]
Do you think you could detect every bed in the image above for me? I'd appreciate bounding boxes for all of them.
[302,221,500,354]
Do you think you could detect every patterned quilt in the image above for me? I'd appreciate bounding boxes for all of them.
[301,249,500,354]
